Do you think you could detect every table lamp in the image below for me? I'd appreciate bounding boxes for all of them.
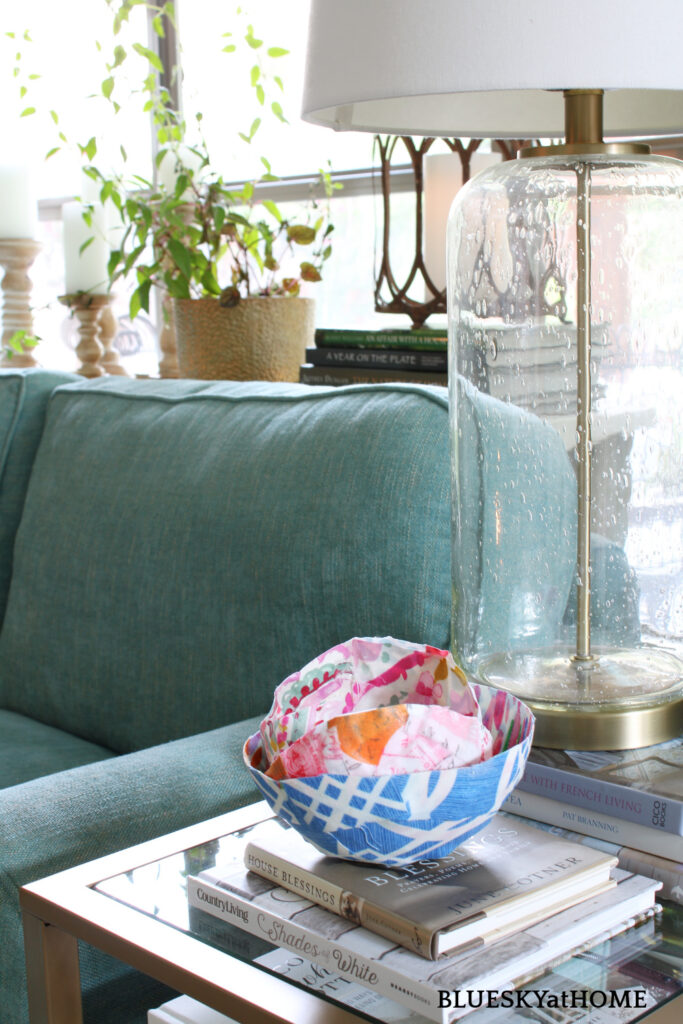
[302,0,683,748]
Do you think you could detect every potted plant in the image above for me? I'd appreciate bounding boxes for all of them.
[97,11,337,381]
[104,148,335,380]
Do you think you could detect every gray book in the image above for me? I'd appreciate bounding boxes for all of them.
[241,815,617,959]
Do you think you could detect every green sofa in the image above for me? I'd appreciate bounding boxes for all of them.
[0,370,463,1023]
[0,368,599,1022]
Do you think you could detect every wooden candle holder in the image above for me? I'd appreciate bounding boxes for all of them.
[59,293,111,378]
[0,239,42,368]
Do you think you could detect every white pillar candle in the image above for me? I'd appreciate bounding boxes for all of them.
[0,165,38,239]
[157,144,203,196]
[62,201,110,295]
[424,150,502,293]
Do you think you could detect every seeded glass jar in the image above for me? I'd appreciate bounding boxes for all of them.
[447,153,683,748]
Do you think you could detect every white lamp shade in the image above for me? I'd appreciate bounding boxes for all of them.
[303,0,683,138]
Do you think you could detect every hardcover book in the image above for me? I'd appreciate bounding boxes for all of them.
[503,790,683,861]
[314,327,448,351]
[242,816,618,959]
[186,864,660,1024]
[519,738,683,836]
[299,364,448,387]
[305,346,448,373]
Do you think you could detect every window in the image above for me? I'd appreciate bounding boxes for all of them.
[0,2,432,375]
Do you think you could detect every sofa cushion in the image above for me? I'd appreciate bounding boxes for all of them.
[0,714,262,1024]
[0,709,114,788]
[0,379,452,752]
[0,369,79,628]
[452,376,577,661]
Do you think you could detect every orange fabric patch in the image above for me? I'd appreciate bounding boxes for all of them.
[264,756,288,779]
[330,705,409,765]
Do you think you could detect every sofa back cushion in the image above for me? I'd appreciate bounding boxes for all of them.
[0,369,79,629]
[0,379,453,752]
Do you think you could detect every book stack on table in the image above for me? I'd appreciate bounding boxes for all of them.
[299,327,448,387]
[187,814,664,1023]
[503,736,683,903]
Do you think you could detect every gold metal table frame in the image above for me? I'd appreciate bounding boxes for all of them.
[19,801,683,1024]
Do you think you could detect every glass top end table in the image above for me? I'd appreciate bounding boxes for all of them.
[20,801,683,1024]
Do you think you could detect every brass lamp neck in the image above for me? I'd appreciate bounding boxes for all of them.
[520,90,651,158]
[565,89,604,146]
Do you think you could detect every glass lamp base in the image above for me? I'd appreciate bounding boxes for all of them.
[477,645,683,750]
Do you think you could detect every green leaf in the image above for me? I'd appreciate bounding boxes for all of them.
[45,147,60,160]
[167,274,191,300]
[102,76,115,99]
[79,237,94,257]
[222,43,236,53]
[20,107,36,117]
[213,206,226,232]
[255,84,265,106]
[49,109,59,124]
[266,47,289,57]
[132,42,164,73]
[271,101,286,123]
[19,86,27,98]
[152,15,165,37]
[245,31,263,49]
[250,65,260,86]
[201,266,221,296]
[85,136,97,160]
[287,225,316,245]
[129,289,142,320]
[137,278,152,313]
[167,237,193,281]
[262,199,282,222]
[112,44,126,68]
[300,261,322,282]
[274,75,284,92]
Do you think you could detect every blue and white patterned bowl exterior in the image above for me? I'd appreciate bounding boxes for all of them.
[243,683,534,865]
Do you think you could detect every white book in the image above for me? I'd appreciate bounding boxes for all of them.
[147,995,237,1023]
[187,867,660,1024]
[503,790,683,861]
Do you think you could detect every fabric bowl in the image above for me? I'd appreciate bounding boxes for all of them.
[243,681,535,866]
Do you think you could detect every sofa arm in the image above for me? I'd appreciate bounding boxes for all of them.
[0,715,261,1024]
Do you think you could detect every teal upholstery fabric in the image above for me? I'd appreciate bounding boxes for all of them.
[0,379,452,753]
[563,532,641,644]
[0,714,262,1024]
[452,376,577,661]
[0,709,114,788]
[0,369,79,627]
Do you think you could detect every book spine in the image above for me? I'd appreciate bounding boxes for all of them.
[299,365,448,388]
[244,842,436,958]
[187,876,446,1023]
[503,791,683,860]
[519,760,683,836]
[315,329,447,351]
[306,347,448,372]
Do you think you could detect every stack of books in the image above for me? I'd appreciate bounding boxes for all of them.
[299,327,448,387]
[503,736,683,902]
[479,322,609,414]
[187,813,662,1023]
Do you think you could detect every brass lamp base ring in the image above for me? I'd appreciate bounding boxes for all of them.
[477,645,683,750]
